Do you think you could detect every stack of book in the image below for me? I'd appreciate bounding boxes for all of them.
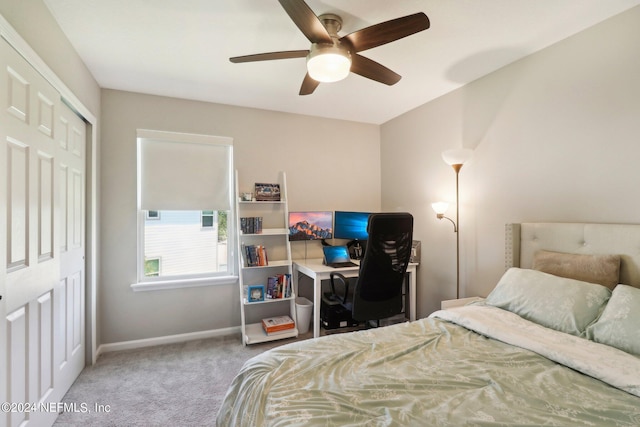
[243,244,268,267]
[266,273,291,299]
[261,315,295,336]
[240,217,263,234]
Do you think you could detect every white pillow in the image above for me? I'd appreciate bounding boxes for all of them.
[486,268,611,337]
[586,284,640,356]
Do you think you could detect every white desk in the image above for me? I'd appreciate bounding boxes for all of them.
[292,259,418,338]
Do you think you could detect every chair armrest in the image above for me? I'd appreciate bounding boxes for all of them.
[329,272,350,304]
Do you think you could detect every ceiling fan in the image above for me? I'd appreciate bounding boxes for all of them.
[229,0,430,95]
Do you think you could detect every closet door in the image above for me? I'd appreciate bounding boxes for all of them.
[0,39,86,427]
[55,97,86,398]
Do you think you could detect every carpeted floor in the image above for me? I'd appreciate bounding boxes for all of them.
[53,333,302,426]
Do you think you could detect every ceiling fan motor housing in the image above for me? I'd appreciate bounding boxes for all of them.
[319,13,343,36]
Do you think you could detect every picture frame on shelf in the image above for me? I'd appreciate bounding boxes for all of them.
[248,285,265,302]
[254,183,281,201]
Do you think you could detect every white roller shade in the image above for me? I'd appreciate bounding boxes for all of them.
[138,130,233,211]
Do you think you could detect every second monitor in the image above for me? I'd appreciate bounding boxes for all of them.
[333,211,372,259]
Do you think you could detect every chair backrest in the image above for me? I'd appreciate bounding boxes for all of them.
[351,212,414,321]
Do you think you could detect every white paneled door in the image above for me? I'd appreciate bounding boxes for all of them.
[0,39,86,427]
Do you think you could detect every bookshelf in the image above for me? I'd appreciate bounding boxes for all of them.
[235,171,298,345]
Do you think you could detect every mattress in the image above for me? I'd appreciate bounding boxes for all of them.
[216,304,640,426]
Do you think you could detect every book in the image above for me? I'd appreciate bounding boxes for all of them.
[266,276,278,299]
[264,327,296,336]
[239,217,263,234]
[282,273,292,298]
[265,273,291,299]
[262,315,295,334]
[244,245,268,267]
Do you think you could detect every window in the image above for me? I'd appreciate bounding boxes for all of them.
[143,209,227,276]
[146,210,160,220]
[202,210,214,228]
[134,130,235,291]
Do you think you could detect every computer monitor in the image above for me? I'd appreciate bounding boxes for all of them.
[288,211,333,241]
[333,211,371,241]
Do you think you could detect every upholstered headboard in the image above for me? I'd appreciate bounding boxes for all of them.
[505,223,640,288]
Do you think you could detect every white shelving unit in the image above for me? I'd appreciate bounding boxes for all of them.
[235,171,298,345]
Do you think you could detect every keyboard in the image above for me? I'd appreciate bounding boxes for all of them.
[328,261,357,268]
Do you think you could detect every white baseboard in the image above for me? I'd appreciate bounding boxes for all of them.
[96,326,241,359]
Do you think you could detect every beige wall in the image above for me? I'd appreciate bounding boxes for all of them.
[0,0,100,115]
[6,0,640,345]
[381,6,640,317]
[100,90,380,343]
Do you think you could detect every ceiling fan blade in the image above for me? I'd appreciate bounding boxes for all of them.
[350,54,401,86]
[229,50,309,63]
[299,73,320,95]
[278,0,332,44]
[341,12,430,53]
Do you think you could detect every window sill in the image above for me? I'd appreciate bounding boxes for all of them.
[131,275,238,292]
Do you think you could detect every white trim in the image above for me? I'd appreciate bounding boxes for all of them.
[96,327,241,357]
[136,129,233,146]
[131,275,239,292]
[0,13,99,365]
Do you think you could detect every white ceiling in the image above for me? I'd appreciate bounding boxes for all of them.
[43,0,640,124]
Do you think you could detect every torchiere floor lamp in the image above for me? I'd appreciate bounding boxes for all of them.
[432,148,473,299]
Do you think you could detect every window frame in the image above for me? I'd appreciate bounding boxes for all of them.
[132,130,237,292]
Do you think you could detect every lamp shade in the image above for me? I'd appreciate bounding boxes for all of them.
[431,201,449,215]
[307,45,351,83]
[442,148,473,166]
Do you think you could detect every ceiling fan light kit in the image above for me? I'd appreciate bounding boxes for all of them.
[306,44,351,82]
[306,13,351,83]
[229,0,430,95]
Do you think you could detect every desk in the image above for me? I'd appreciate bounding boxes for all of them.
[292,259,418,338]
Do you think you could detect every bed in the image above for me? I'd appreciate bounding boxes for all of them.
[217,223,640,426]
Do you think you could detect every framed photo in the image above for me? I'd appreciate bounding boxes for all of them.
[248,285,265,302]
[254,183,281,201]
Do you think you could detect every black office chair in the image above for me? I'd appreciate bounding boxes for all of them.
[328,212,414,327]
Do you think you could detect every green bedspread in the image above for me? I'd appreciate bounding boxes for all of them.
[216,305,640,426]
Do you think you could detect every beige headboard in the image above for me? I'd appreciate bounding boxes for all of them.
[505,223,640,288]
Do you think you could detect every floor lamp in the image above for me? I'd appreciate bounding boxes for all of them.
[432,148,473,299]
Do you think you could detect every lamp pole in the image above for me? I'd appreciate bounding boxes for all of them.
[438,148,473,301]
[452,164,462,299]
